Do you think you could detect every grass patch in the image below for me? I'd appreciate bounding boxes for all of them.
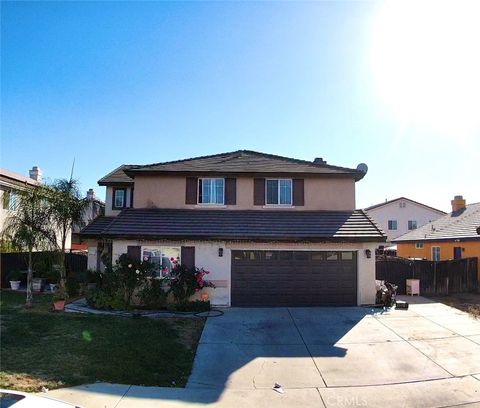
[0,290,205,392]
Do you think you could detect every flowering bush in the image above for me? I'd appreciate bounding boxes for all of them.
[168,265,215,306]
[86,254,153,309]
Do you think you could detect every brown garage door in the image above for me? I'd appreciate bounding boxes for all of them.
[231,250,357,306]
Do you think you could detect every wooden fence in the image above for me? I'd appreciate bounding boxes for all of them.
[0,251,87,288]
[376,256,478,295]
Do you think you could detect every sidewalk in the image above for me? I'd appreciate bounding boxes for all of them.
[45,376,480,408]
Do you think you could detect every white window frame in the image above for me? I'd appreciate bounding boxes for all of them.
[141,246,181,278]
[113,188,126,209]
[408,220,417,230]
[432,246,441,262]
[415,243,424,249]
[198,178,225,205]
[265,178,293,206]
[388,220,398,230]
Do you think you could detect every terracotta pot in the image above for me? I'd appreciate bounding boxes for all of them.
[53,300,66,311]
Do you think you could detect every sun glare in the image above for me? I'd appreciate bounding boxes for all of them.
[370,0,480,138]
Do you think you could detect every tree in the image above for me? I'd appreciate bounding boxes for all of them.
[49,178,88,295]
[2,186,56,306]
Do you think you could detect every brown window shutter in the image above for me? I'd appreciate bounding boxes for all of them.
[127,245,141,260]
[253,178,265,206]
[185,177,198,204]
[225,178,236,205]
[293,179,304,206]
[181,246,195,269]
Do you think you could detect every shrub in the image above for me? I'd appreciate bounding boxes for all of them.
[66,277,80,297]
[86,255,153,310]
[138,279,168,309]
[86,289,123,310]
[8,270,22,281]
[168,266,215,306]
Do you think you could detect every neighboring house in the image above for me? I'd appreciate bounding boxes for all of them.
[394,196,480,277]
[71,189,105,251]
[80,150,385,306]
[0,166,72,252]
[365,197,445,244]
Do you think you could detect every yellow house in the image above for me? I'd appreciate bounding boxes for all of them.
[394,196,480,278]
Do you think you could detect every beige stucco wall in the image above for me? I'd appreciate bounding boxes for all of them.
[131,175,355,211]
[96,239,376,306]
[105,186,133,216]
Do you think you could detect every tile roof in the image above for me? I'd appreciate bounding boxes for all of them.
[80,216,116,235]
[393,202,480,242]
[0,168,39,187]
[80,208,385,242]
[124,150,367,180]
[97,165,138,186]
[364,197,446,214]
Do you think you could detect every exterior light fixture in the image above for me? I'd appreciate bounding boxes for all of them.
[365,249,372,259]
[218,248,223,257]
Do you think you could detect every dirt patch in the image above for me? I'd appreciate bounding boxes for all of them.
[0,372,63,393]
[431,293,480,318]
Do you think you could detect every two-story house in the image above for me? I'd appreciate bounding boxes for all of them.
[80,150,385,306]
[394,195,480,278]
[0,166,72,252]
[365,197,446,245]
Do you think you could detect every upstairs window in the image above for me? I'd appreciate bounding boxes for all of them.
[198,178,224,205]
[415,243,424,249]
[113,188,126,209]
[2,191,17,211]
[266,179,292,205]
[388,220,398,230]
[408,220,417,230]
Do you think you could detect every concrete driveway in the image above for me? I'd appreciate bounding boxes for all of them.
[185,296,480,406]
[47,296,480,407]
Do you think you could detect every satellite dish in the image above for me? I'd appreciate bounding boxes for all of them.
[356,163,368,174]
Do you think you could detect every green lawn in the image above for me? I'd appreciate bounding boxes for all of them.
[0,290,205,392]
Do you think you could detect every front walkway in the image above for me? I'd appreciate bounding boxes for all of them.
[46,296,480,407]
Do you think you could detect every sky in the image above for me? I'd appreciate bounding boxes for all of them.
[2,1,479,212]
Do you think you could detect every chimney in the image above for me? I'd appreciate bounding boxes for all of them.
[313,157,326,165]
[86,188,96,201]
[29,166,43,182]
[451,195,466,212]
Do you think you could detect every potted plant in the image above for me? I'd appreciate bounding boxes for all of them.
[32,276,44,292]
[53,291,68,311]
[8,270,22,290]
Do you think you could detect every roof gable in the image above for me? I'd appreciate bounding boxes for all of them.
[98,165,137,186]
[365,197,446,214]
[394,202,480,242]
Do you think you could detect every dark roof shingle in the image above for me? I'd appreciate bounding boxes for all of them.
[98,165,137,186]
[125,150,366,181]
[80,208,385,242]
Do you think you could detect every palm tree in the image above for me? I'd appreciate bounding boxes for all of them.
[49,178,88,294]
[2,186,56,306]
